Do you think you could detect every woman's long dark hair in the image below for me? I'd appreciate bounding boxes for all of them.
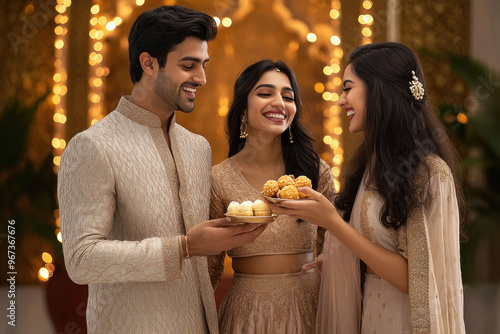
[226,60,320,189]
[335,42,465,229]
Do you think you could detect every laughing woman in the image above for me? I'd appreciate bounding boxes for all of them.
[267,43,466,334]
[208,59,335,334]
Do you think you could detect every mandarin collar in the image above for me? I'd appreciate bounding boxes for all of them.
[116,96,176,130]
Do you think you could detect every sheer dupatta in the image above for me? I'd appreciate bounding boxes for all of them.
[316,231,361,334]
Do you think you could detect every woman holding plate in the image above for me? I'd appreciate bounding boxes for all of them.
[208,59,335,333]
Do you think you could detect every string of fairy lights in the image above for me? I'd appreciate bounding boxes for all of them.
[44,0,375,282]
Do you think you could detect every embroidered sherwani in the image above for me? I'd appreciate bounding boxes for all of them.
[317,155,465,334]
[58,96,218,334]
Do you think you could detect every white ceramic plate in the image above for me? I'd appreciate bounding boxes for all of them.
[224,214,277,224]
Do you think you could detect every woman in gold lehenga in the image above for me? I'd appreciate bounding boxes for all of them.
[208,59,335,334]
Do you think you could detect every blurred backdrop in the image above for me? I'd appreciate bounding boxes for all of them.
[1,0,499,333]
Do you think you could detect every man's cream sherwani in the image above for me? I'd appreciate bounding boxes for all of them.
[58,97,218,333]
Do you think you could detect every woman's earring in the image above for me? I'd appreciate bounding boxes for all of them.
[289,127,294,144]
[240,112,249,138]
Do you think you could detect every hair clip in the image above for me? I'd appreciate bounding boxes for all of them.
[409,71,424,100]
[275,67,280,72]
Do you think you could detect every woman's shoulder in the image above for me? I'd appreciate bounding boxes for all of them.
[415,155,453,187]
[212,158,234,178]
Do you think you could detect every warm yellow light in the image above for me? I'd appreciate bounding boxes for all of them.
[56,5,66,14]
[90,17,98,26]
[53,85,61,95]
[89,52,97,60]
[322,92,333,101]
[54,26,63,35]
[60,15,68,24]
[217,106,228,117]
[333,154,344,165]
[42,252,53,264]
[314,82,325,94]
[38,268,50,281]
[306,33,317,43]
[329,9,340,19]
[89,29,98,39]
[53,113,61,122]
[222,17,232,27]
[55,39,64,49]
[90,4,99,14]
[365,14,374,25]
[98,16,107,26]
[330,140,339,150]
[136,0,145,5]
[457,113,468,124]
[52,138,61,148]
[331,93,339,101]
[59,139,66,149]
[60,85,67,95]
[330,106,340,115]
[54,59,62,68]
[53,156,61,166]
[52,95,61,105]
[94,42,103,52]
[60,115,67,124]
[54,14,61,24]
[331,64,340,73]
[94,78,103,87]
[330,35,341,45]
[103,67,110,76]
[331,0,341,10]
[323,135,333,145]
[55,218,60,227]
[97,30,104,40]
[95,54,103,63]
[333,77,342,86]
[332,167,340,177]
[335,147,344,155]
[91,118,99,126]
[113,17,122,25]
[362,27,372,37]
[57,231,62,243]
[213,17,221,26]
[362,37,372,45]
[358,15,368,25]
[106,22,116,31]
[96,67,104,77]
[63,0,72,7]
[363,0,373,9]
[323,66,333,76]
[334,127,343,135]
[24,4,34,14]
[334,179,340,192]
[334,47,344,59]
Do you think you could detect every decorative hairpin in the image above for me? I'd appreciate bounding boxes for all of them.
[275,67,281,72]
[409,70,425,100]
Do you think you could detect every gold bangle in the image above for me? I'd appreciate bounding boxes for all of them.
[184,235,190,258]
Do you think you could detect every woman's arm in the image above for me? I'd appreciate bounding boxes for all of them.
[267,187,409,293]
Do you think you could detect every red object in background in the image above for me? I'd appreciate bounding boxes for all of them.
[45,261,88,333]
[214,272,233,308]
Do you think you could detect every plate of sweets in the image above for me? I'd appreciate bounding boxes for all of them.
[261,175,312,203]
[224,200,277,224]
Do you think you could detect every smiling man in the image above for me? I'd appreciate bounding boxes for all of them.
[58,6,266,334]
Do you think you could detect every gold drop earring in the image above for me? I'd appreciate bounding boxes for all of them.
[289,127,293,144]
[240,112,249,138]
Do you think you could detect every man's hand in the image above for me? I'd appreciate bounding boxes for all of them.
[186,217,267,256]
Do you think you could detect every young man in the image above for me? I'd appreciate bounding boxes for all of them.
[58,6,265,333]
